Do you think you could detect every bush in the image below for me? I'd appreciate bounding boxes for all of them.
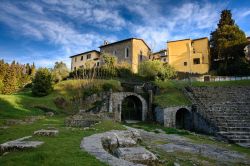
[32,68,53,97]
[139,60,177,80]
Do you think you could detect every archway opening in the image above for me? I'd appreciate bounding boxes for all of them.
[121,95,142,121]
[176,108,192,130]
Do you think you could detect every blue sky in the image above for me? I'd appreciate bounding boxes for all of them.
[0,0,249,68]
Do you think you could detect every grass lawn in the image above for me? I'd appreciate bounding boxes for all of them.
[0,117,125,166]
[153,80,191,107]
[191,79,250,87]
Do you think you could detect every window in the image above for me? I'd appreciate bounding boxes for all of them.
[96,62,100,67]
[87,54,91,59]
[139,55,143,62]
[184,62,187,66]
[74,67,76,71]
[139,50,143,62]
[125,47,129,58]
[193,58,200,64]
[81,56,83,61]
[193,48,196,53]
[75,57,77,62]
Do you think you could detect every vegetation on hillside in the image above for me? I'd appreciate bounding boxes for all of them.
[32,68,54,97]
[51,61,69,83]
[153,80,191,107]
[210,10,250,75]
[0,60,35,94]
[139,60,177,81]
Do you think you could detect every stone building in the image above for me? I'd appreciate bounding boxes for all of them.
[167,37,210,74]
[152,49,168,63]
[70,50,100,71]
[100,38,151,73]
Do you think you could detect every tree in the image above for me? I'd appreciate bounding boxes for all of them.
[210,10,249,75]
[52,61,69,82]
[2,64,17,94]
[32,68,53,96]
[139,60,176,80]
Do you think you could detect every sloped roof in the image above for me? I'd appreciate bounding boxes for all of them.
[99,38,151,50]
[69,50,100,58]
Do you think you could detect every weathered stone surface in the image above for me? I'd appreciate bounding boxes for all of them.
[0,136,43,153]
[45,112,54,117]
[65,114,100,127]
[160,142,246,163]
[114,147,158,166]
[34,129,59,136]
[135,127,250,164]
[81,130,144,166]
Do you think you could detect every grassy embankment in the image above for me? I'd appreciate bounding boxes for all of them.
[0,79,125,165]
[0,79,121,119]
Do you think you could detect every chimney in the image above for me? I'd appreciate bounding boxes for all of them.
[104,40,109,45]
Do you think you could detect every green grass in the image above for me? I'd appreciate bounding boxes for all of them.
[0,79,121,119]
[191,79,250,87]
[153,80,191,107]
[0,117,125,166]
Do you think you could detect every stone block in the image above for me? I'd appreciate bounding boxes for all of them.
[34,129,59,136]
[115,147,158,166]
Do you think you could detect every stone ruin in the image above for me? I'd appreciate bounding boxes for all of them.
[81,128,158,166]
[0,136,43,154]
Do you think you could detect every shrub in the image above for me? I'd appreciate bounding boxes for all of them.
[52,61,69,82]
[139,60,176,80]
[32,68,53,97]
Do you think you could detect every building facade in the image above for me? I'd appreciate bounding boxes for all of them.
[70,50,100,71]
[100,38,151,73]
[167,37,210,74]
[152,49,168,63]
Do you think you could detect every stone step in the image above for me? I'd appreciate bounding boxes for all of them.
[229,138,250,143]
[218,123,250,127]
[218,126,250,132]
[212,116,250,121]
[218,131,250,136]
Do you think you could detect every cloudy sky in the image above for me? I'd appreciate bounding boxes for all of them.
[0,0,249,68]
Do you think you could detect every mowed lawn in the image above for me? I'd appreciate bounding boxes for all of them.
[0,117,125,166]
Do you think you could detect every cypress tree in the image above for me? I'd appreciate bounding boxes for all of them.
[210,10,249,75]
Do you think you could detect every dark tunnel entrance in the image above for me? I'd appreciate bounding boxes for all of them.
[121,95,142,121]
[175,108,192,130]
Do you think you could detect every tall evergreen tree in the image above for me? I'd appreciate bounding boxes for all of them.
[210,10,249,75]
[2,64,17,94]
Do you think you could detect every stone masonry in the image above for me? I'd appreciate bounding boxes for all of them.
[188,86,250,147]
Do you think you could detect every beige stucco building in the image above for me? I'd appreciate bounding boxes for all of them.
[167,37,210,74]
[152,49,168,63]
[70,50,100,71]
[100,38,151,73]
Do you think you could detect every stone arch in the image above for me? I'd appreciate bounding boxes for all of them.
[175,108,192,130]
[110,92,148,122]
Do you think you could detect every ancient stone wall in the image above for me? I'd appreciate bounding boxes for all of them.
[189,86,250,147]
[110,92,148,122]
